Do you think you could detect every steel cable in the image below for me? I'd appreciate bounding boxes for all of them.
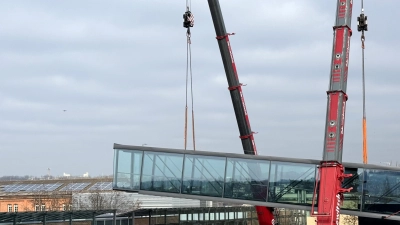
[184,0,195,150]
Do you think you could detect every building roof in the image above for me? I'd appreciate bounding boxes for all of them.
[0,178,113,196]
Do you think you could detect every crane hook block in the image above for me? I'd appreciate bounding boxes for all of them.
[183,10,194,28]
[357,13,368,32]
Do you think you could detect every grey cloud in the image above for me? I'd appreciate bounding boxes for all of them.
[0,0,399,176]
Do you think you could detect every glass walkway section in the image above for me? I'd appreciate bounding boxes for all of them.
[112,144,400,221]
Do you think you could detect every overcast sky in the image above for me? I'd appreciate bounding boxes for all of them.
[1,0,399,177]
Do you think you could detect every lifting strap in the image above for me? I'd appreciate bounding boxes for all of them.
[183,1,196,151]
[358,0,368,164]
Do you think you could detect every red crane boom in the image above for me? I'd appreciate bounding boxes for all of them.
[207,1,274,224]
[311,0,354,224]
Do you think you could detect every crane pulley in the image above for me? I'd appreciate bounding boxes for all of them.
[183,7,194,29]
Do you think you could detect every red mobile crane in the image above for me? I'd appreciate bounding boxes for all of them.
[311,0,354,224]
[206,1,275,224]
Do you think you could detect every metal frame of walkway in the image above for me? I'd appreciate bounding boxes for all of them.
[112,144,400,221]
[0,210,116,225]
[117,206,260,224]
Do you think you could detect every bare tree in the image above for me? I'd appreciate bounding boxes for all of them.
[87,190,106,210]
[30,190,49,211]
[130,198,142,212]
[62,192,74,211]
[75,190,142,212]
[29,189,72,212]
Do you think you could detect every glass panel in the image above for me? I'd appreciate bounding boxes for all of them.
[210,212,215,220]
[140,152,183,193]
[182,155,226,197]
[132,151,143,189]
[180,214,187,221]
[268,161,316,205]
[342,167,363,211]
[114,149,142,189]
[120,219,128,225]
[362,169,400,214]
[115,150,131,189]
[224,158,270,201]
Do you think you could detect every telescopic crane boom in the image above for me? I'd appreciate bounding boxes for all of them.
[207,1,274,225]
[312,0,354,224]
[207,0,256,156]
